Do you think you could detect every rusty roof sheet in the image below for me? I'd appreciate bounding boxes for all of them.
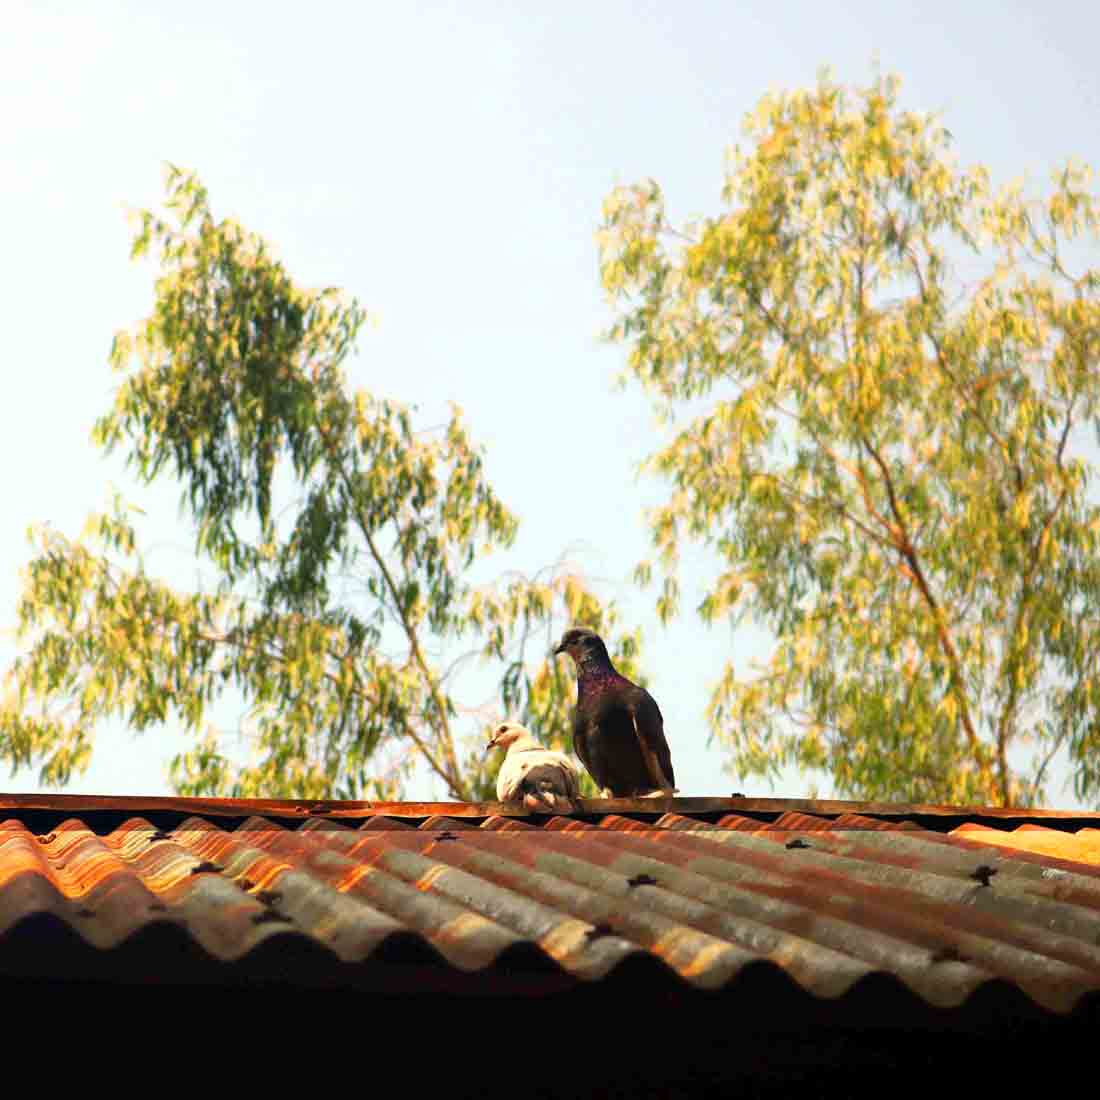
[2,793,1100,1019]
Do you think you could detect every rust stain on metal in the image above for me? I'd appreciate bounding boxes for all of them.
[415,864,451,892]
[2,793,1100,1013]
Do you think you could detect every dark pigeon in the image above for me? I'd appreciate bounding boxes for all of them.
[554,627,676,798]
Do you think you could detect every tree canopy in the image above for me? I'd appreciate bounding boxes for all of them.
[599,71,1100,807]
[1,167,636,800]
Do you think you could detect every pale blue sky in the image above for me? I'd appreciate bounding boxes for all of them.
[2,1,1098,805]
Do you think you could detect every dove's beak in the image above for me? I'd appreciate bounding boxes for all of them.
[553,641,566,656]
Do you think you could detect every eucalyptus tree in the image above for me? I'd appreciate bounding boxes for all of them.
[600,72,1100,806]
[2,169,633,800]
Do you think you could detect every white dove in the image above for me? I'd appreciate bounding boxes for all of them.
[485,721,581,813]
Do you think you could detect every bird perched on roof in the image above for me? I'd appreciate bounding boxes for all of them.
[554,627,677,798]
[485,721,582,812]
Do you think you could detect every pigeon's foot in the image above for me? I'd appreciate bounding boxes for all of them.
[523,792,575,814]
[600,788,615,799]
[640,787,679,799]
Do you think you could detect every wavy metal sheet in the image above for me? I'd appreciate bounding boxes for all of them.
[2,795,1100,1014]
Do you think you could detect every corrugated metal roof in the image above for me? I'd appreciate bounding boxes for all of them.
[2,793,1100,1022]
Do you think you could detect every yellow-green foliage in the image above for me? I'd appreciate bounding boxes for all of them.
[1,167,637,801]
[600,72,1100,807]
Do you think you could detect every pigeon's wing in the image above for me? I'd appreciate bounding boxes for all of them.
[499,748,580,806]
[629,685,676,790]
[496,754,525,801]
[522,760,572,799]
[571,708,595,777]
[573,705,619,792]
[511,750,581,812]
[554,751,582,800]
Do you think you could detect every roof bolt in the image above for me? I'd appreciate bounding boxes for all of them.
[251,909,293,925]
[930,945,969,964]
[970,865,997,887]
[189,860,222,875]
[627,874,658,888]
[584,923,615,941]
[433,831,459,842]
[148,830,174,842]
[785,837,811,850]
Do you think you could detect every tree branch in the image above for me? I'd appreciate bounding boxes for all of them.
[992,481,1070,805]
[904,246,1017,470]
[859,432,995,799]
[313,419,466,797]
[1029,724,1071,806]
[201,617,462,797]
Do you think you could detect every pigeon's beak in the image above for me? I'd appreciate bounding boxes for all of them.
[553,641,566,656]
[484,738,497,756]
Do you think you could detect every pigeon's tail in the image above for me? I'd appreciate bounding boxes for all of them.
[520,767,576,814]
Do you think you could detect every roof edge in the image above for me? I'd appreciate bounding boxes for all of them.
[1,790,1097,824]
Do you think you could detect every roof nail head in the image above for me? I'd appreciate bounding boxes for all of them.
[627,874,658,888]
[785,837,811,850]
[251,909,293,925]
[930,945,969,965]
[970,865,997,887]
[189,860,222,875]
[585,923,615,941]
